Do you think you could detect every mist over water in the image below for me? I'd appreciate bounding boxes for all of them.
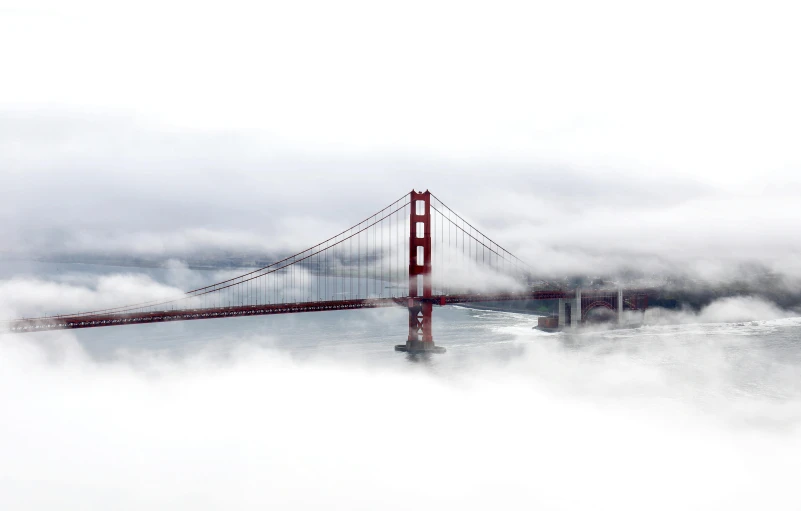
[3,1,801,507]
[2,265,800,510]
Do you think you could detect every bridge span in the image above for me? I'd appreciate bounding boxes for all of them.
[3,190,650,352]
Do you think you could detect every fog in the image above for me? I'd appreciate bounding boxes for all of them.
[2,1,801,508]
[643,296,793,325]
[2,262,800,510]
[0,261,244,319]
[2,0,801,285]
[2,308,800,510]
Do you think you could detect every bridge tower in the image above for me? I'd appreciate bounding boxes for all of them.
[396,190,445,354]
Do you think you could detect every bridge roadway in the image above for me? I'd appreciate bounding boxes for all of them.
[5,290,583,333]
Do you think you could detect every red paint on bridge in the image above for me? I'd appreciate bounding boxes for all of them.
[5,291,584,333]
[2,189,651,348]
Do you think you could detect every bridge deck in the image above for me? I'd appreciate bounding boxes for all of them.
[2,290,649,333]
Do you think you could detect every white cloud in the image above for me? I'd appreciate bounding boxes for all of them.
[0,274,184,319]
[1,0,800,283]
[1,324,800,510]
[643,296,792,325]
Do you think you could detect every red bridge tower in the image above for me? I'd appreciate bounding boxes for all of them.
[396,190,445,354]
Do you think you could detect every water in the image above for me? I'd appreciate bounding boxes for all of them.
[2,262,801,509]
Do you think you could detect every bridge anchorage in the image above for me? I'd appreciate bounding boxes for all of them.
[3,188,650,352]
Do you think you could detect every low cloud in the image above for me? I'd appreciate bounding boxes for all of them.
[1,322,800,510]
[1,0,800,287]
[0,274,184,319]
[643,296,794,326]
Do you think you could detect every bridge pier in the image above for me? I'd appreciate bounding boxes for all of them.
[395,298,445,353]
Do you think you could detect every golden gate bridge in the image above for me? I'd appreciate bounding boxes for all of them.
[3,190,648,353]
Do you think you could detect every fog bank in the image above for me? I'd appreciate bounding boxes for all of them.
[2,0,801,285]
[2,322,800,510]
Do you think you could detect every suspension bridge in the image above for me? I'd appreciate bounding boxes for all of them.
[4,190,648,353]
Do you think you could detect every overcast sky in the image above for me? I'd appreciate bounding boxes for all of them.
[1,0,800,282]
